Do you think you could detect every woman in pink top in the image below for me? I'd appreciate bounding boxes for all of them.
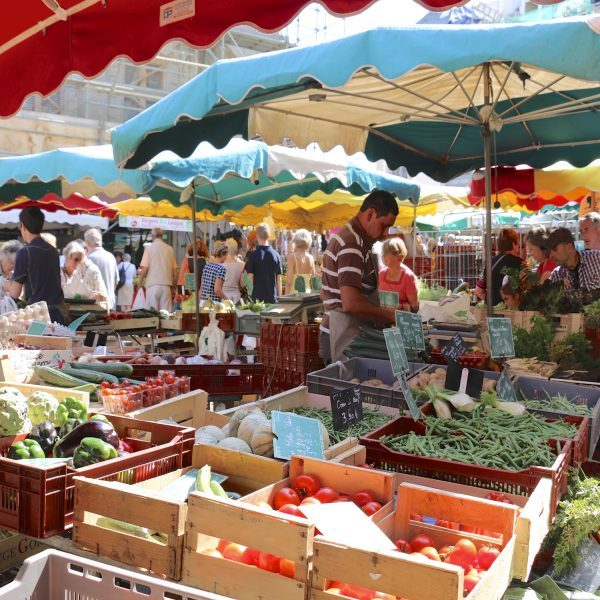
[525,226,556,285]
[378,237,419,313]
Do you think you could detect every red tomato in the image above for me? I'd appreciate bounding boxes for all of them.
[279,558,295,578]
[477,546,500,570]
[463,571,481,594]
[352,490,377,507]
[438,545,455,561]
[361,501,382,516]
[314,487,339,503]
[300,497,321,506]
[447,539,477,570]
[216,539,231,554]
[409,534,435,552]
[258,552,281,573]
[278,503,305,518]
[341,582,376,600]
[241,547,260,566]
[409,513,423,522]
[436,519,460,530]
[222,543,249,563]
[291,473,321,498]
[394,539,412,553]
[420,546,441,561]
[273,487,301,510]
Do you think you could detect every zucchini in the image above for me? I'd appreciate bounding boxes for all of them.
[72,383,98,394]
[70,361,133,377]
[34,366,90,388]
[60,365,119,384]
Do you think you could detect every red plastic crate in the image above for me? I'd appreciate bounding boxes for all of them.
[428,349,447,365]
[0,416,194,538]
[360,416,571,519]
[562,414,589,467]
[181,312,235,332]
[296,324,320,353]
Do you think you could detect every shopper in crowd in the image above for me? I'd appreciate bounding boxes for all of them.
[61,241,109,305]
[319,190,397,363]
[10,207,68,324]
[525,226,556,285]
[222,239,245,302]
[245,222,282,304]
[40,232,57,248]
[549,227,600,292]
[178,240,209,294]
[138,228,178,312]
[285,229,316,294]
[475,228,525,306]
[84,228,119,310]
[378,237,419,313]
[0,240,23,297]
[200,242,228,303]
[579,212,600,251]
[500,280,523,309]
[117,253,137,311]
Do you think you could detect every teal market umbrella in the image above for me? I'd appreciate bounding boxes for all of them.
[112,17,600,311]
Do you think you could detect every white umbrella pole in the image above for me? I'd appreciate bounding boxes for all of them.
[483,63,494,316]
[191,196,201,347]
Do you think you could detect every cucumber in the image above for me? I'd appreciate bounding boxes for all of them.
[96,517,155,541]
[60,365,119,384]
[72,383,99,394]
[70,361,133,377]
[34,365,90,388]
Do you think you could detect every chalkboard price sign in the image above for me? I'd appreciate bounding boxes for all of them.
[383,327,409,376]
[271,410,324,460]
[396,375,421,421]
[184,272,196,291]
[395,311,425,350]
[487,317,515,359]
[330,385,363,431]
[497,369,518,403]
[441,333,467,364]
[379,290,399,308]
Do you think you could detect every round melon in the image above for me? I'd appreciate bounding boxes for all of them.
[237,412,268,446]
[218,437,252,453]
[196,425,227,442]
[229,406,265,437]
[250,422,275,457]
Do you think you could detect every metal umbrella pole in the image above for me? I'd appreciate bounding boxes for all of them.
[182,182,201,349]
[483,63,494,316]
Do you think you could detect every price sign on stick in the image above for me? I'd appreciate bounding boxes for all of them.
[184,273,196,291]
[396,375,421,421]
[395,311,425,350]
[445,362,484,397]
[442,333,467,364]
[497,369,518,403]
[384,327,409,376]
[271,411,324,460]
[487,317,515,359]
[330,385,363,431]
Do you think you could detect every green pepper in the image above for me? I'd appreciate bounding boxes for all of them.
[55,397,88,427]
[59,418,84,437]
[8,439,46,460]
[88,414,110,424]
[73,437,118,468]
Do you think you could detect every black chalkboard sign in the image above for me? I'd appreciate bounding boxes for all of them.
[497,370,518,403]
[84,331,108,348]
[445,362,484,398]
[441,333,467,364]
[330,385,363,431]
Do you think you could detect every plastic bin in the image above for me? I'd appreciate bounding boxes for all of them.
[0,416,194,538]
[235,313,261,335]
[513,375,600,460]
[360,416,571,519]
[0,549,228,599]
[306,358,424,408]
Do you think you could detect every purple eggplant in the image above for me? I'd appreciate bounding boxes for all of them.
[53,420,119,458]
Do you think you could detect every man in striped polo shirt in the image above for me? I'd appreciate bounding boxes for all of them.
[320,190,398,362]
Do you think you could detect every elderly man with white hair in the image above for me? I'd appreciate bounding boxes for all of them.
[138,228,178,311]
[580,212,600,251]
[84,228,118,310]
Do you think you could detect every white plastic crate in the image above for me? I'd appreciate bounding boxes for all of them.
[0,549,230,600]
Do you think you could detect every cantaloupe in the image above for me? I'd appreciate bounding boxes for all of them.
[250,422,275,457]
[237,412,268,446]
[218,437,252,453]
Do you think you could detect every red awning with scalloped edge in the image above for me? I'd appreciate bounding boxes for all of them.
[1,193,118,219]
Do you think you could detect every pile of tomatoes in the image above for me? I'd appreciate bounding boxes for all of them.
[201,473,384,582]
[99,374,190,410]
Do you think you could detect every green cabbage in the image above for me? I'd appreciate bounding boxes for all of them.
[0,387,29,435]
[27,391,60,426]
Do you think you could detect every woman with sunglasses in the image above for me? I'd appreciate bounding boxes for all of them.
[61,241,109,306]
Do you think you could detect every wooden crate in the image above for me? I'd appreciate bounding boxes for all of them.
[311,482,518,600]
[0,531,48,572]
[13,335,73,350]
[182,456,395,600]
[219,386,396,464]
[392,473,553,581]
[553,312,584,341]
[73,443,288,580]
[110,317,160,331]
[0,380,90,405]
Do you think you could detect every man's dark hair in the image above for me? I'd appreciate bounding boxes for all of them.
[114,251,123,259]
[359,190,398,217]
[19,206,44,235]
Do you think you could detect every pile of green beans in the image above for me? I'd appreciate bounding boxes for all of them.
[520,393,592,416]
[381,405,576,471]
[288,407,392,444]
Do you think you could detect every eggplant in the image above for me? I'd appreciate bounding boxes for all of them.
[53,420,119,458]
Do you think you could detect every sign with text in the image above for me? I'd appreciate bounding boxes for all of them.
[383,327,409,376]
[441,333,467,364]
[445,362,484,398]
[184,272,196,291]
[487,317,515,359]
[397,374,421,421]
[119,215,192,232]
[271,410,324,460]
[330,385,363,431]
[379,290,399,308]
[26,321,47,336]
[395,310,425,350]
[497,370,518,403]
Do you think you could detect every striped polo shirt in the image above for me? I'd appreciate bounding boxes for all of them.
[320,216,377,334]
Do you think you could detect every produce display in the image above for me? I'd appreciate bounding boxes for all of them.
[519,392,593,416]
[0,387,30,435]
[504,357,557,378]
[237,300,269,313]
[409,368,497,393]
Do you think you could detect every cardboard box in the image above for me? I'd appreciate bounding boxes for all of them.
[0,532,47,572]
